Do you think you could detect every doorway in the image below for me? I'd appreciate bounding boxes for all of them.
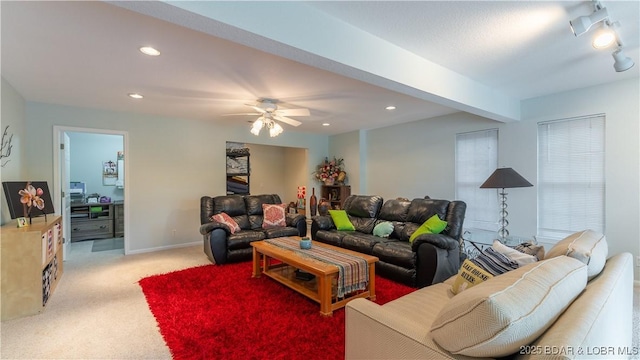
[53,126,129,260]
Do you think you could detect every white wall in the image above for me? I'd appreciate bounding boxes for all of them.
[329,130,361,194]
[0,78,26,225]
[330,77,640,280]
[68,132,124,201]
[244,143,309,207]
[24,102,328,253]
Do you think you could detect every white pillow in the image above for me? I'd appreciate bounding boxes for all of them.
[492,240,537,266]
[431,256,587,357]
[545,229,607,280]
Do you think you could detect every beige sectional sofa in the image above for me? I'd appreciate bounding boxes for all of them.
[345,230,634,359]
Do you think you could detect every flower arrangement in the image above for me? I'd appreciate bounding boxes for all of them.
[19,182,45,218]
[313,157,344,184]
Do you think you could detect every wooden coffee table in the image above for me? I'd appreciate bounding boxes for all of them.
[251,237,378,316]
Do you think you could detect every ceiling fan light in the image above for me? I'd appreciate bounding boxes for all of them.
[612,48,635,72]
[270,123,283,137]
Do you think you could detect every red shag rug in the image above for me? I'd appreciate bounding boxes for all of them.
[139,261,414,360]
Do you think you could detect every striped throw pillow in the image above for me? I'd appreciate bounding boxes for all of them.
[472,247,519,276]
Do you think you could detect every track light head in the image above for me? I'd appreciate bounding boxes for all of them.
[570,6,609,36]
[612,48,635,72]
[592,23,617,49]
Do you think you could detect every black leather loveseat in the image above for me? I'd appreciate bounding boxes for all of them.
[311,195,466,288]
[200,194,307,264]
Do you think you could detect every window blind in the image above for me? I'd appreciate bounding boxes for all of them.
[455,129,499,231]
[537,115,605,241]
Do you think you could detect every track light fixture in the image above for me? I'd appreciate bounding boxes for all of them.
[570,5,609,37]
[612,48,635,72]
[570,0,635,72]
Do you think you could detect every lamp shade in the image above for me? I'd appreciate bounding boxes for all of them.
[480,168,533,189]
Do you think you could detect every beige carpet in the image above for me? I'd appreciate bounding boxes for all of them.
[0,241,210,359]
[1,241,639,359]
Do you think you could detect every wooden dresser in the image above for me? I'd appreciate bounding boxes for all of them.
[1,216,64,320]
[70,203,113,241]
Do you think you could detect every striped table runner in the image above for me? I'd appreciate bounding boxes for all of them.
[265,237,369,298]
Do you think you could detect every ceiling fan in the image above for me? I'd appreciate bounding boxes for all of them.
[225,99,309,126]
[224,98,310,137]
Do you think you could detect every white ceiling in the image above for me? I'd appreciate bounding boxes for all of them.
[2,1,638,135]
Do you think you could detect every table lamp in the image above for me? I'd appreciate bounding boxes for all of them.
[480,167,533,242]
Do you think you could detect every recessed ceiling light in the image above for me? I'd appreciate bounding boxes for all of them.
[128,93,143,99]
[385,106,396,110]
[139,46,160,56]
[322,123,330,126]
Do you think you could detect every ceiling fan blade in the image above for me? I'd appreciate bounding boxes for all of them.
[246,104,267,113]
[276,108,310,117]
[273,115,302,127]
[221,112,262,116]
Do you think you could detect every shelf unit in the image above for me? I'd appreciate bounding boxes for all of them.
[113,202,124,237]
[1,216,64,320]
[70,203,114,241]
[321,185,351,210]
[226,148,250,195]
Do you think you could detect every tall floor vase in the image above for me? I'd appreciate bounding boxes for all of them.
[310,188,317,216]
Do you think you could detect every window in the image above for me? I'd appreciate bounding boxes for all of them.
[537,115,605,241]
[455,129,499,231]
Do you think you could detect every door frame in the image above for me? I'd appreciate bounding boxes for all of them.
[52,126,130,255]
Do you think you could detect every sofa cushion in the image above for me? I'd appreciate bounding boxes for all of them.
[329,210,356,231]
[406,199,449,225]
[343,195,383,234]
[545,229,607,280]
[371,241,416,269]
[491,240,538,266]
[451,259,494,294]
[409,214,447,244]
[373,221,394,238]
[227,230,266,250]
[378,198,411,222]
[263,226,300,239]
[314,229,348,247]
[342,233,383,254]
[210,212,241,234]
[262,203,286,229]
[245,194,280,229]
[431,255,588,357]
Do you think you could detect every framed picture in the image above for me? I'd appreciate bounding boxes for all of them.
[2,181,55,219]
[16,217,28,228]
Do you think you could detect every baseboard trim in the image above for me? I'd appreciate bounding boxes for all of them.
[126,241,200,255]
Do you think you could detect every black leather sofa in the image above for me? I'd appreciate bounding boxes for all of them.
[311,195,466,288]
[199,194,307,264]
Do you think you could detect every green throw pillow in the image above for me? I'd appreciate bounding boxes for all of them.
[328,210,355,231]
[373,221,394,238]
[409,214,447,244]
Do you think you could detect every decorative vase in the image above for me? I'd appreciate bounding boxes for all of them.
[337,171,346,184]
[318,199,330,216]
[310,188,317,217]
[300,237,312,250]
[324,178,335,186]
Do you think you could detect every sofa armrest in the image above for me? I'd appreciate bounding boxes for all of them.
[286,213,306,227]
[199,221,231,236]
[411,233,458,252]
[346,299,449,359]
[312,215,335,230]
